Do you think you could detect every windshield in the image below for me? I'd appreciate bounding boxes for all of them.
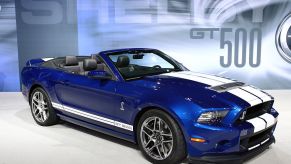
[108,50,182,80]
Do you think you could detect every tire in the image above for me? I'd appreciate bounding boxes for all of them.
[29,87,58,126]
[137,109,186,164]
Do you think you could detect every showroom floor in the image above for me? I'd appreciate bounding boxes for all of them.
[0,91,290,164]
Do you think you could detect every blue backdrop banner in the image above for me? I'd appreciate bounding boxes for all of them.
[1,0,291,91]
[77,0,291,89]
[0,0,19,91]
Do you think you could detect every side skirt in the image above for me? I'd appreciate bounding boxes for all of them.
[57,114,136,144]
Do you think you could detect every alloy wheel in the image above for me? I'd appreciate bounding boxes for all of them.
[31,91,49,123]
[140,116,174,160]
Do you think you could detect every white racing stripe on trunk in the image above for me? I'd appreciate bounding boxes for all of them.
[228,88,262,106]
[51,102,133,131]
[259,113,276,128]
[163,72,223,86]
[240,86,272,102]
[247,117,266,133]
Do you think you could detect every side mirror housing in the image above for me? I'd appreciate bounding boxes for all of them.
[88,70,112,80]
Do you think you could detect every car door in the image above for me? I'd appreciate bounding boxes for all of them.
[55,71,122,130]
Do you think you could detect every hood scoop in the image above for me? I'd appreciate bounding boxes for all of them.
[208,82,245,93]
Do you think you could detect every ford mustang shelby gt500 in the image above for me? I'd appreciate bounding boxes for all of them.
[21,48,278,164]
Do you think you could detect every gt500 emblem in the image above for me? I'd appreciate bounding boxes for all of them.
[276,13,291,63]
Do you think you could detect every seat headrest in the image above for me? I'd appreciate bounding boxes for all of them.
[116,55,129,68]
[91,54,97,60]
[65,56,78,66]
[97,63,104,71]
[91,54,102,64]
[83,59,97,71]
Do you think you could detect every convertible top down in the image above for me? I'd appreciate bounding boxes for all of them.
[21,48,278,164]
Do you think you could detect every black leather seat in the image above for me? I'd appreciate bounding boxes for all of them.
[97,63,105,71]
[82,59,97,75]
[116,55,133,77]
[62,56,81,73]
[91,54,102,64]
[116,55,130,68]
[91,54,97,60]
[90,55,111,74]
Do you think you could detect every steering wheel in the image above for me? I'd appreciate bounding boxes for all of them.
[152,65,162,69]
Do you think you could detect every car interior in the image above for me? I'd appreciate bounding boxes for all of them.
[42,55,112,77]
[109,54,178,79]
[41,52,177,80]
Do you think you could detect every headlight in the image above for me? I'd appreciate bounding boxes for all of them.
[197,110,229,124]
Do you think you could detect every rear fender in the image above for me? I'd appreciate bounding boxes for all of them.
[26,58,54,66]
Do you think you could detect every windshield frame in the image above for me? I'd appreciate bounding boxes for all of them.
[105,49,185,80]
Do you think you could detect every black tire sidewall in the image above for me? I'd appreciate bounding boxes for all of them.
[30,87,58,126]
[137,109,186,164]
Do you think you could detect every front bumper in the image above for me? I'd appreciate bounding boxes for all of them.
[189,135,275,164]
[185,111,278,163]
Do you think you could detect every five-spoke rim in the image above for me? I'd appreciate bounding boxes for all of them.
[140,116,174,160]
[31,91,49,123]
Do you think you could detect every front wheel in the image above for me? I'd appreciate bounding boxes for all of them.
[137,110,186,164]
[30,87,58,126]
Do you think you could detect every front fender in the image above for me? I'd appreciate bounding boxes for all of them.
[132,98,202,146]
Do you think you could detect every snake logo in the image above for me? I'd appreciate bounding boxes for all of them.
[276,13,291,63]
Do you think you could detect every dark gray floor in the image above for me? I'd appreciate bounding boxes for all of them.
[0,91,290,164]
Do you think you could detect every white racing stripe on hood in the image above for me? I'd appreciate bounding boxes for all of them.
[240,86,273,102]
[228,88,263,106]
[163,71,272,106]
[164,71,224,86]
[180,71,234,83]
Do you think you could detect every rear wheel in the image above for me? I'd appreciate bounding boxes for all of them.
[137,109,186,164]
[30,87,58,126]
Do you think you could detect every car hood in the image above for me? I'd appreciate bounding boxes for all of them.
[128,71,273,109]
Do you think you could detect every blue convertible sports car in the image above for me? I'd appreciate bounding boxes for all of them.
[21,48,279,164]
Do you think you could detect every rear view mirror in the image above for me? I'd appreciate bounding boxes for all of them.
[88,70,112,80]
[133,53,144,59]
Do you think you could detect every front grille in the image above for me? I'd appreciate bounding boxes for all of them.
[245,101,273,120]
[237,100,274,122]
[240,125,274,151]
